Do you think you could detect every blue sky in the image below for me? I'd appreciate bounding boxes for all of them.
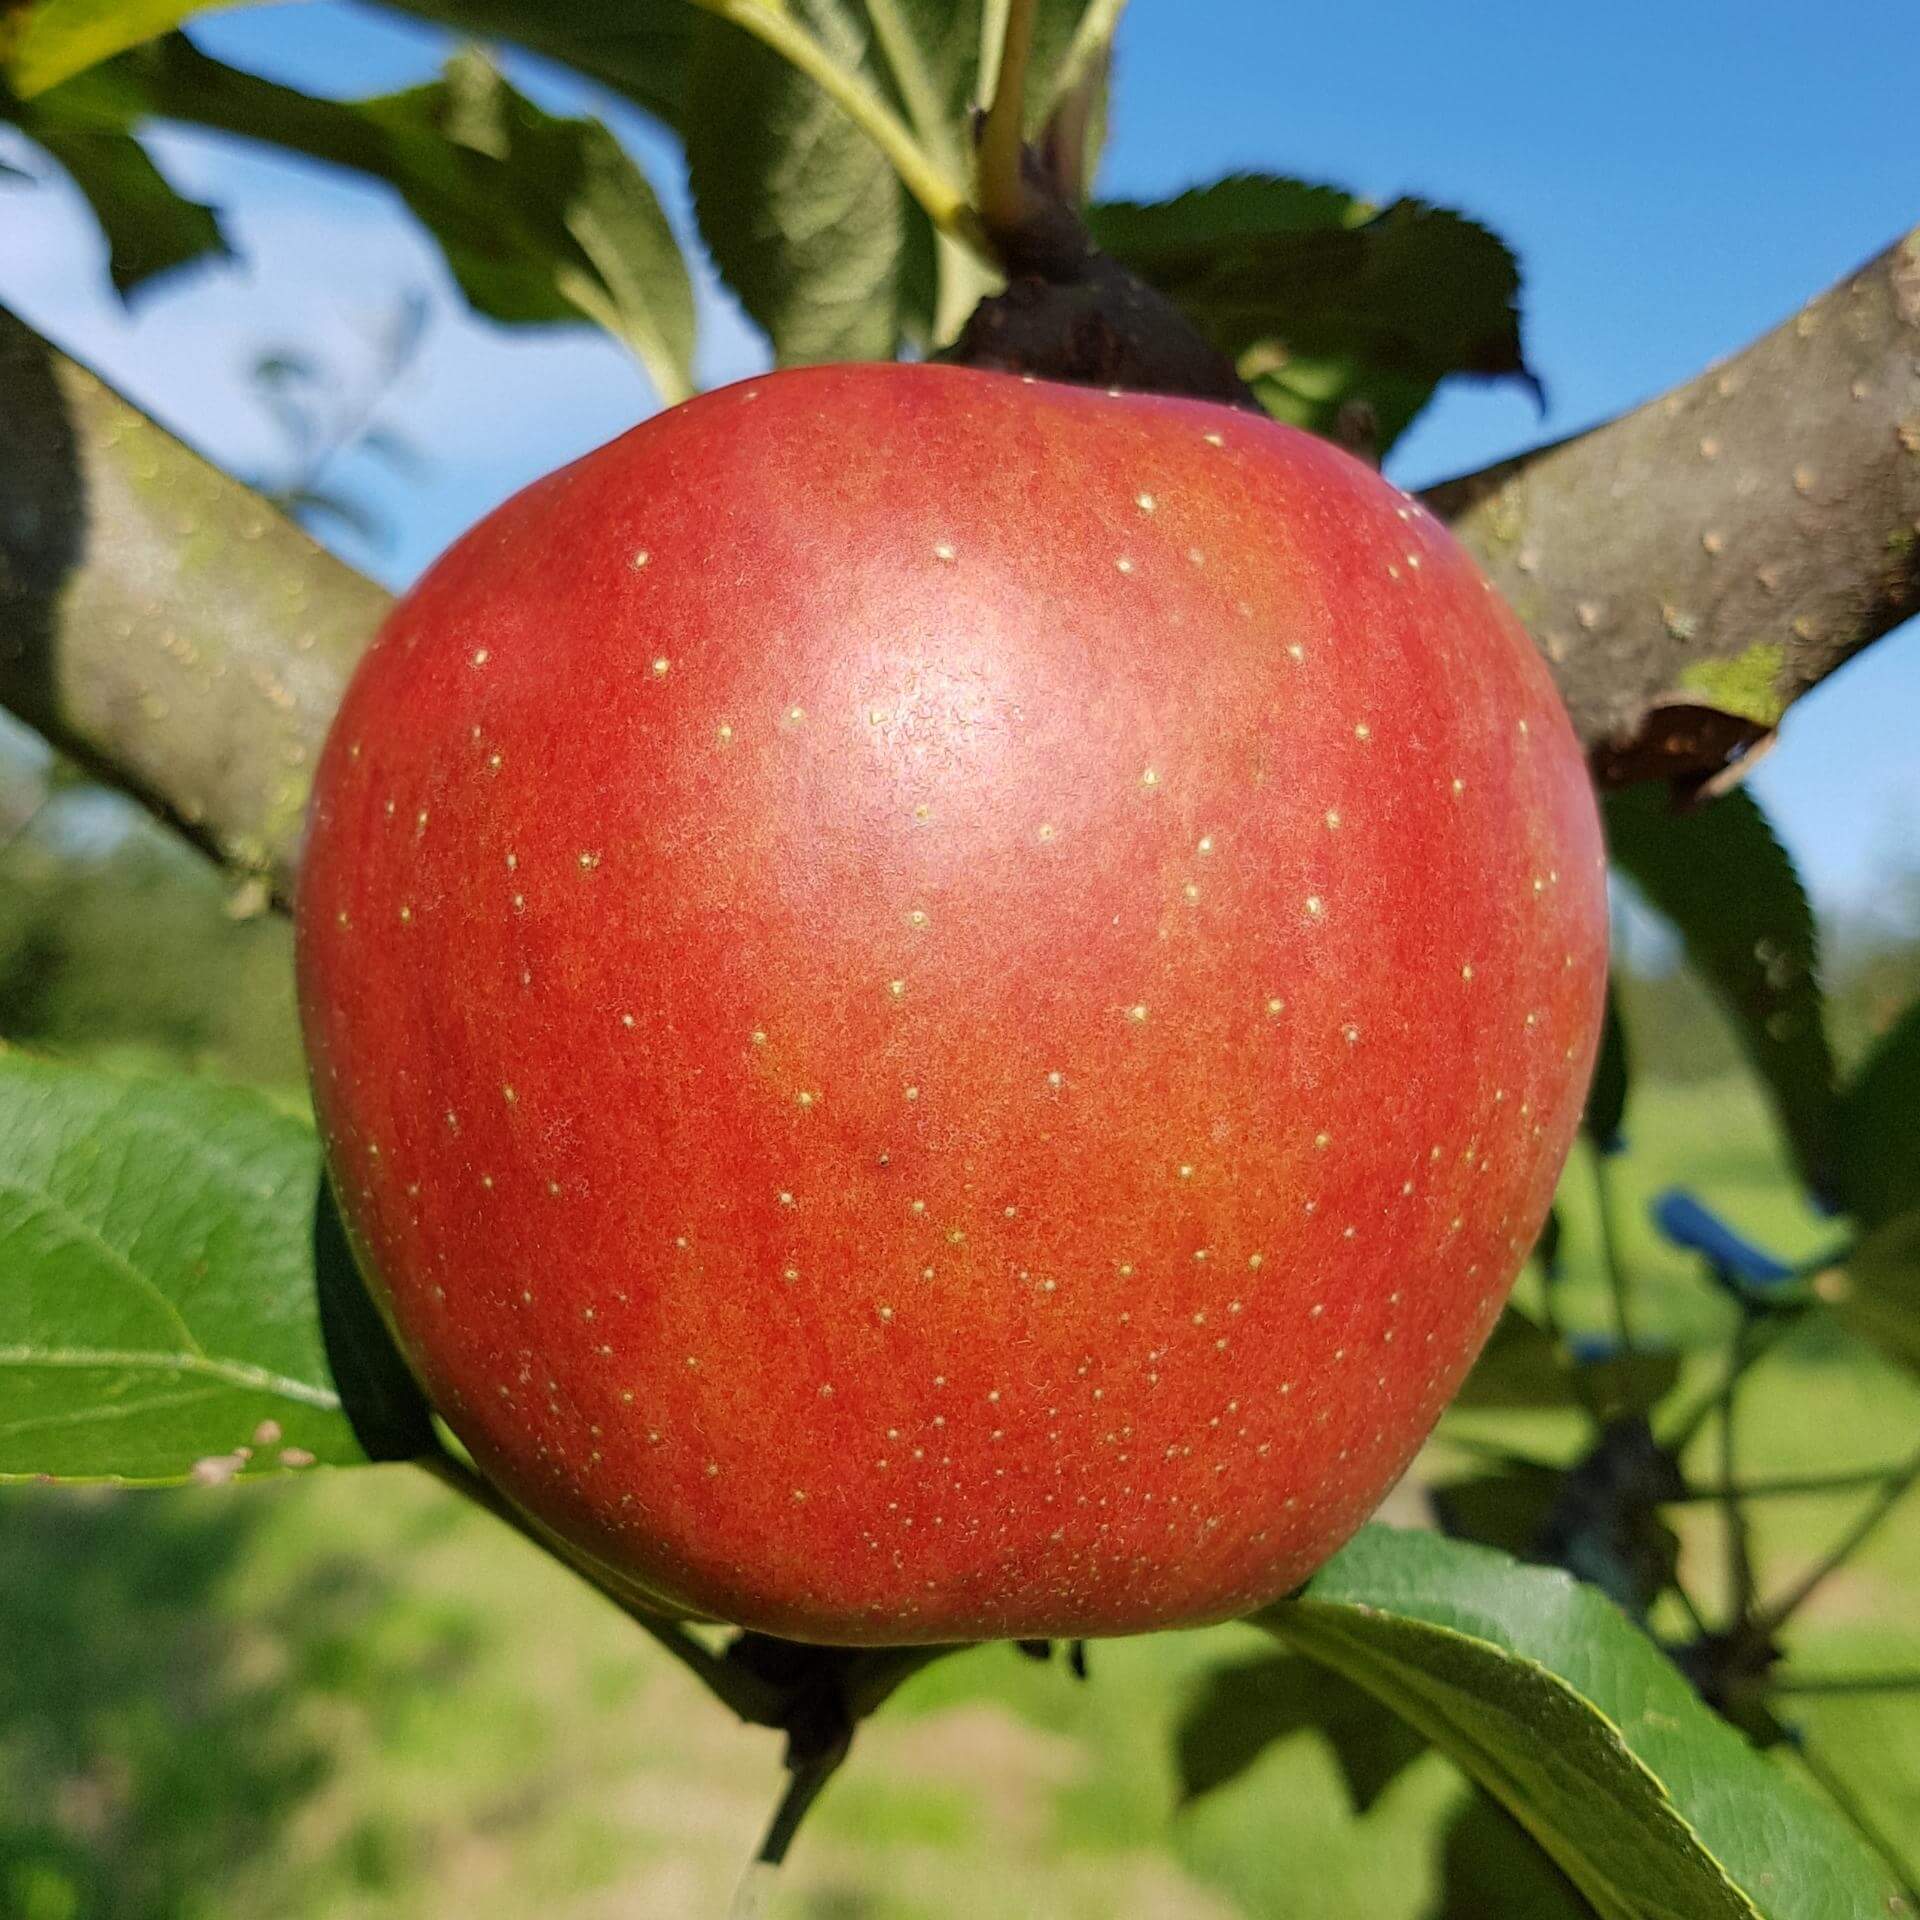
[1,0,1914,925]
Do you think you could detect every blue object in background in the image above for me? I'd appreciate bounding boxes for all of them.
[1650,1188,1795,1289]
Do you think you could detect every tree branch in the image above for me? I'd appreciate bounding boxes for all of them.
[1427,226,1920,793]
[0,305,388,900]
[3,226,1916,894]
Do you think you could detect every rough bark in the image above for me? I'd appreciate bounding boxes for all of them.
[0,307,387,898]
[1430,227,1920,794]
[2,225,1916,892]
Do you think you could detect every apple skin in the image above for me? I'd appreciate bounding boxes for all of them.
[295,363,1606,1645]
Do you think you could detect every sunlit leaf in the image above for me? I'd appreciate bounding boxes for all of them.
[1263,1527,1903,1918]
[0,1048,431,1484]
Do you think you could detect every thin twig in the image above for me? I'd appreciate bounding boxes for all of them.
[1589,1144,1636,1353]
[1754,1442,1920,1635]
[1790,1736,1920,1909]
[415,1450,784,1725]
[1718,1312,1758,1617]
[1770,1671,1920,1698]
[1660,1311,1796,1456]
[1665,1463,1920,1505]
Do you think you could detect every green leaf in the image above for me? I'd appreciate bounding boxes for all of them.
[1450,1306,1571,1409]
[1,95,230,296]
[1087,176,1536,456]
[1605,785,1837,1201]
[33,37,698,399]
[377,0,693,132]
[1175,1650,1425,1811]
[685,3,916,366]
[1586,980,1631,1154]
[684,0,1103,364]
[1436,1790,1591,1920]
[1821,1212,1920,1378]
[0,1047,431,1484]
[1450,1306,1680,1419]
[1833,997,1920,1228]
[1261,1527,1904,1919]
[1,0,241,96]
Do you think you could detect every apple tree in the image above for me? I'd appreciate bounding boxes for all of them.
[2,2,1918,1912]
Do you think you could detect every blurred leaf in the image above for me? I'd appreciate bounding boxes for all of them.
[0,1047,431,1484]
[356,424,426,478]
[1088,176,1536,456]
[1578,1346,1683,1423]
[277,483,387,547]
[249,348,322,388]
[1436,1789,1590,1920]
[1438,1421,1685,1620]
[685,0,1103,364]
[1431,1463,1562,1558]
[33,37,698,399]
[1605,784,1838,1202]
[1450,1307,1680,1419]
[1535,1204,1564,1279]
[1263,1527,1905,1919]
[1585,980,1630,1154]
[378,0,693,131]
[1,0,242,95]
[1451,1306,1571,1409]
[1821,1212,1920,1378]
[1833,997,1920,1228]
[1175,1650,1425,1811]
[2,102,230,296]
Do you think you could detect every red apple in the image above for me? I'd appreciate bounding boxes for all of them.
[295,363,1606,1644]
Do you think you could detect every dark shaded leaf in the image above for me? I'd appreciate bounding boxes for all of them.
[1585,979,1630,1154]
[0,1047,432,1483]
[313,1175,437,1464]
[1263,1527,1905,1919]
[5,109,229,296]
[1820,1212,1920,1378]
[1451,1307,1680,1418]
[1175,1650,1424,1810]
[1088,176,1535,456]
[1435,1788,1590,1920]
[378,0,693,132]
[1451,1305,1568,1409]
[1832,996,1920,1229]
[1605,784,1837,1201]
